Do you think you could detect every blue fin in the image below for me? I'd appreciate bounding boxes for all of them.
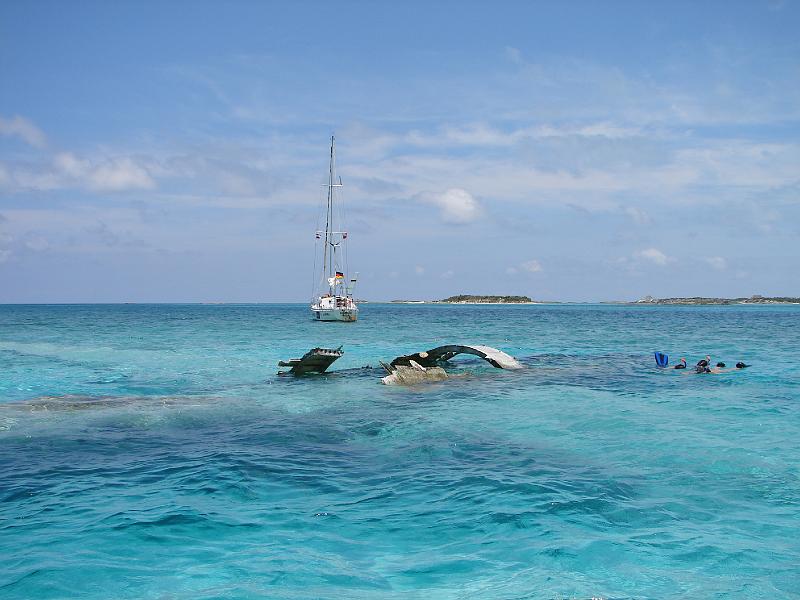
[654,351,669,368]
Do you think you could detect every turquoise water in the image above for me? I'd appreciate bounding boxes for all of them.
[1,303,799,599]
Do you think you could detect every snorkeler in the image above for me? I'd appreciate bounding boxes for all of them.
[674,357,687,369]
[716,362,726,368]
[695,355,711,373]
[736,362,749,369]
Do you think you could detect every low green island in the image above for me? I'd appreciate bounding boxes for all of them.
[632,295,800,305]
[388,294,800,305]
[390,295,536,304]
[439,295,533,304]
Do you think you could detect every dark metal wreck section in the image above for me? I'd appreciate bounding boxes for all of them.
[278,347,343,375]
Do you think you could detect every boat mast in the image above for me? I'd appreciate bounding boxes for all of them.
[318,135,344,299]
[322,136,334,294]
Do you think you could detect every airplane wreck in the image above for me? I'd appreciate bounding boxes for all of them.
[380,344,523,385]
[278,344,522,384]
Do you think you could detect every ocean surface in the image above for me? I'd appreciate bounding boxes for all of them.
[1,303,799,599]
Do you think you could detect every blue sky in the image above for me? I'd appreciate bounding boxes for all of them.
[1,0,799,302]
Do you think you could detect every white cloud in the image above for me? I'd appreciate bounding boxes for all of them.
[505,266,518,275]
[705,256,727,270]
[54,152,90,178]
[394,120,645,151]
[5,152,156,193]
[414,265,425,275]
[535,122,643,139]
[441,269,454,279]
[0,115,46,148]
[674,142,800,188]
[424,188,482,224]
[635,247,670,266]
[404,124,521,148]
[89,157,155,191]
[521,259,543,273]
[218,171,257,196]
[577,122,644,138]
[624,206,651,225]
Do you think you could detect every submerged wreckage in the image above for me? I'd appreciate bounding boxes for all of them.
[278,344,522,384]
[278,347,344,375]
[380,344,523,384]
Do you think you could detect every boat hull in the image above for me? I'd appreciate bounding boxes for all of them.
[311,307,358,322]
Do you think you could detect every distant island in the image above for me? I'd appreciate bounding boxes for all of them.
[391,295,537,304]
[630,295,800,305]
[440,295,533,304]
[387,294,800,305]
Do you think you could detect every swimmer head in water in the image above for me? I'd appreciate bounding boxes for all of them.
[696,355,711,373]
[695,355,710,369]
[736,362,749,369]
[674,357,687,369]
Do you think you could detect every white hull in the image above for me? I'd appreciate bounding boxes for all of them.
[311,306,358,322]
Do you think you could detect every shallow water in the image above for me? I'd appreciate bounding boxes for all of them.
[1,303,799,598]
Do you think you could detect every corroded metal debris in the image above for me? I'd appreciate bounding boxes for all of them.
[278,346,343,375]
[380,360,450,385]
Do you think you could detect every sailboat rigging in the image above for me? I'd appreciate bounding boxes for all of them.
[310,136,359,322]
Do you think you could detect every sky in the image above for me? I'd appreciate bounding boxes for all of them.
[1,0,799,302]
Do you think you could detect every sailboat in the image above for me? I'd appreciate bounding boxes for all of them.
[311,136,359,322]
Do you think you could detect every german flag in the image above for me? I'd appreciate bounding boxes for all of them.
[335,271,344,279]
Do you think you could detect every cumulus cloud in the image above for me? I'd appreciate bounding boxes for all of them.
[7,153,156,192]
[0,115,46,148]
[521,259,543,273]
[88,157,155,191]
[424,188,482,224]
[705,256,727,270]
[635,247,670,265]
[54,152,90,178]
